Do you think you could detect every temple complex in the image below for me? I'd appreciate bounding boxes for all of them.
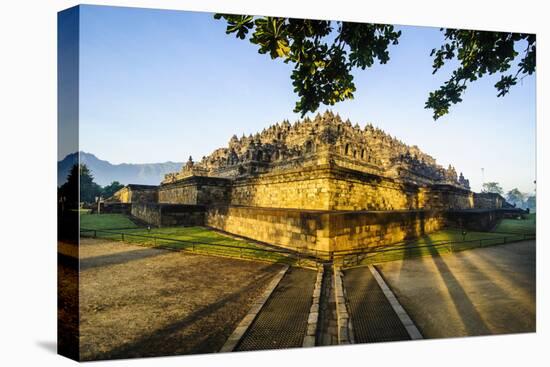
[164,110,470,188]
[157,111,474,211]
[110,111,514,253]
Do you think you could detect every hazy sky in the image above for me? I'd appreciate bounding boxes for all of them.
[77,5,536,194]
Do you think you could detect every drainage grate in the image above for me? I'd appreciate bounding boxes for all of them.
[344,267,410,343]
[315,264,338,346]
[236,268,317,351]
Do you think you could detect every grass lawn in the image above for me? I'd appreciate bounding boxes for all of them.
[346,228,532,267]
[80,213,535,268]
[80,214,299,266]
[492,213,536,234]
[80,213,139,230]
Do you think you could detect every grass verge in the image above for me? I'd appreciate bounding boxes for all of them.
[80,217,304,266]
[342,228,533,267]
[492,213,536,234]
[80,213,138,230]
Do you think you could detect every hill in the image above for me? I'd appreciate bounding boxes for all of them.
[58,152,183,187]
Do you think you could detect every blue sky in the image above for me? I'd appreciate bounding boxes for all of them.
[77,5,536,194]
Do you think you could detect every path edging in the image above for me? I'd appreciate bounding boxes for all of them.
[302,267,324,347]
[333,265,355,344]
[368,265,423,340]
[219,264,290,352]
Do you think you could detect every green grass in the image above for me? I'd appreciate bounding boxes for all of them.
[492,213,536,234]
[345,228,532,267]
[117,226,268,249]
[407,228,501,245]
[80,213,535,268]
[81,222,299,266]
[80,213,138,230]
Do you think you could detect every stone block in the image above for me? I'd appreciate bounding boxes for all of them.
[307,312,319,324]
[306,323,317,336]
[302,335,316,348]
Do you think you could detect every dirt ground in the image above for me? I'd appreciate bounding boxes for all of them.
[58,241,79,360]
[376,240,536,339]
[62,238,284,361]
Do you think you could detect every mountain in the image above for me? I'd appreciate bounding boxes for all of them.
[58,152,183,187]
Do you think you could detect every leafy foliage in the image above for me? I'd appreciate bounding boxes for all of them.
[59,165,126,204]
[214,15,536,120]
[214,14,401,116]
[482,181,504,195]
[58,164,79,207]
[102,181,125,199]
[79,164,103,203]
[525,195,536,211]
[426,30,536,119]
[506,188,526,207]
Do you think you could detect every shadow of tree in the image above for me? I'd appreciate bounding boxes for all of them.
[424,238,491,335]
[79,248,168,271]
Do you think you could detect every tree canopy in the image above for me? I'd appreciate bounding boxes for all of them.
[506,188,526,207]
[214,15,400,116]
[102,181,124,199]
[79,164,103,203]
[58,164,79,207]
[525,195,536,211]
[214,15,535,120]
[427,30,535,119]
[481,181,504,195]
[59,165,124,204]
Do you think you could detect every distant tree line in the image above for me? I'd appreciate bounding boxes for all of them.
[58,164,124,205]
[506,188,536,211]
[482,181,536,211]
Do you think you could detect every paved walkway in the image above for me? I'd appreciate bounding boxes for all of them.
[236,267,317,351]
[344,267,411,343]
[376,240,536,338]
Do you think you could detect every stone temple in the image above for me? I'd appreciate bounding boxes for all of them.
[109,111,512,253]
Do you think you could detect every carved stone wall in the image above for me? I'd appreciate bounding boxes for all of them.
[158,177,231,205]
[205,206,448,252]
[473,192,506,209]
[158,165,475,211]
[424,185,474,210]
[205,206,521,252]
[131,203,205,227]
[109,184,158,203]
[229,166,332,210]
[327,210,447,251]
[206,206,329,251]
[109,187,131,203]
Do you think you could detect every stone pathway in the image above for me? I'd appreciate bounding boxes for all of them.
[375,240,536,338]
[227,241,534,348]
[343,266,411,343]
[235,267,317,351]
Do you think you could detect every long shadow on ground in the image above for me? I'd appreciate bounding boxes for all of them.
[424,239,491,335]
[79,248,168,271]
[82,263,283,361]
